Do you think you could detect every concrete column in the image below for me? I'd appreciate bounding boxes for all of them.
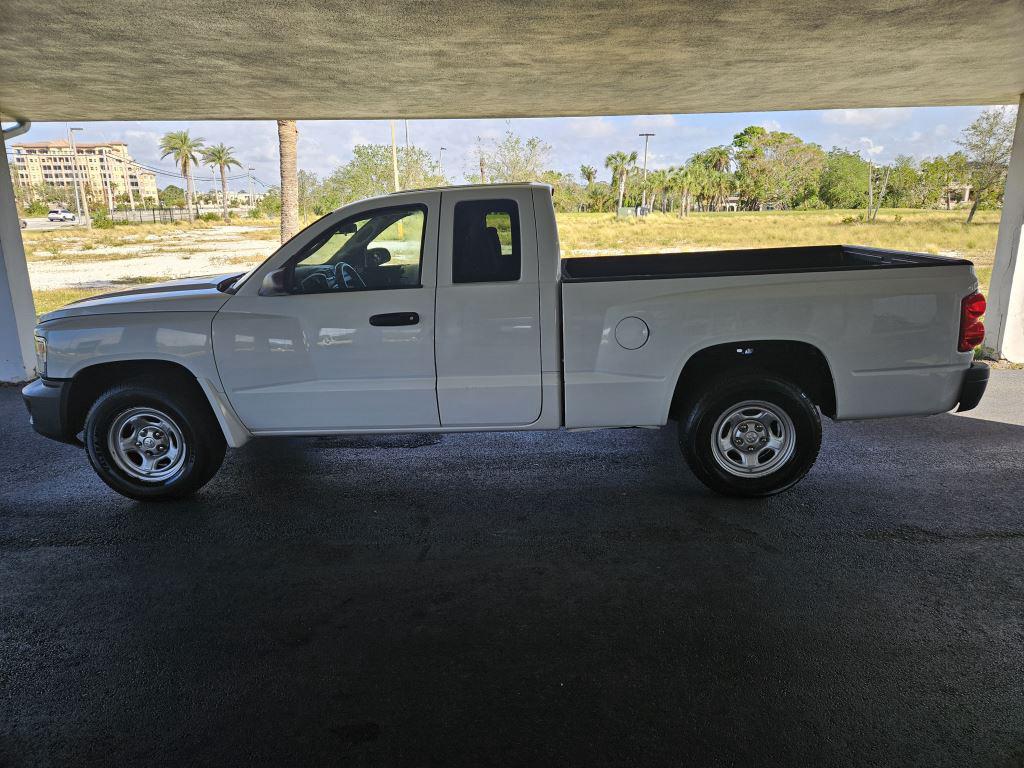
[985,95,1024,362]
[0,139,38,382]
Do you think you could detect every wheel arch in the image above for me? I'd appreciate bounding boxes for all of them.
[668,340,837,421]
[63,359,248,447]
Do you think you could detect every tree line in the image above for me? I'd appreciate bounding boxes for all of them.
[12,109,1014,229]
[261,108,1014,225]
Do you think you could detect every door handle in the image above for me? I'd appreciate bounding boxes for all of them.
[369,312,419,326]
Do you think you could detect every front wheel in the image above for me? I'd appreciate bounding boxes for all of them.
[84,380,225,500]
[679,375,821,497]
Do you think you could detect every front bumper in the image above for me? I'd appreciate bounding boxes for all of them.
[22,378,79,444]
[955,362,989,413]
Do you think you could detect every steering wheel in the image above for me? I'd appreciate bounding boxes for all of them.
[298,265,337,293]
[335,261,366,290]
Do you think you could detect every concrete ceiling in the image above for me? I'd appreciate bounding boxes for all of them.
[1,0,1022,122]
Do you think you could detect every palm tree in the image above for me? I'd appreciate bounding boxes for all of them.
[647,169,670,212]
[277,120,299,243]
[580,165,597,186]
[605,151,638,213]
[201,144,242,222]
[159,130,205,222]
[704,145,733,173]
[672,164,696,217]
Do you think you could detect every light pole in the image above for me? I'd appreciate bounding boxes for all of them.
[639,132,655,211]
[68,127,90,228]
[390,120,400,192]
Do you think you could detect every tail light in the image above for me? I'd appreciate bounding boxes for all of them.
[958,291,986,352]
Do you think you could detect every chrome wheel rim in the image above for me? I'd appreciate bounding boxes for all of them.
[107,407,187,482]
[711,400,796,478]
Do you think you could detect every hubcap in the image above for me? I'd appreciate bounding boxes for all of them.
[107,407,187,482]
[711,400,795,478]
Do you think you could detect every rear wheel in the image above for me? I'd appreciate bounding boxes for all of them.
[84,380,225,500]
[679,374,821,497]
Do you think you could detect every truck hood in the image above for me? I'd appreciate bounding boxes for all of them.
[39,273,241,323]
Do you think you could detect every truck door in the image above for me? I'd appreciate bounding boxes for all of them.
[435,187,543,426]
[212,195,440,432]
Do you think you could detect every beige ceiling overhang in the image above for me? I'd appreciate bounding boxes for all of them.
[1,0,1022,122]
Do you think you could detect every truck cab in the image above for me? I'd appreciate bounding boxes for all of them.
[216,184,564,434]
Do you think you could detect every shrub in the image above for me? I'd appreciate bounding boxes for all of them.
[24,201,50,216]
[91,213,115,229]
[795,196,827,210]
[198,212,221,222]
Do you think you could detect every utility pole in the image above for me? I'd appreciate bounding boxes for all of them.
[404,120,410,150]
[438,146,446,177]
[68,127,90,228]
[390,120,400,192]
[639,132,655,211]
[247,167,255,209]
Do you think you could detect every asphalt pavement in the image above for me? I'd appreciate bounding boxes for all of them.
[1,372,1022,767]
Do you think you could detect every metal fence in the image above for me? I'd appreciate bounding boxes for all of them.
[110,207,201,223]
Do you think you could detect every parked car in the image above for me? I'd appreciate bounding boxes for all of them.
[23,183,989,500]
[46,208,76,222]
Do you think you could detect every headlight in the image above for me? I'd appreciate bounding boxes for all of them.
[33,335,46,377]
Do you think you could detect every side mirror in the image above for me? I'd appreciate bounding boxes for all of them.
[365,247,392,266]
[259,268,289,296]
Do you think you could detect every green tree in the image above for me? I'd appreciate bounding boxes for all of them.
[819,149,870,209]
[669,164,696,217]
[201,143,242,221]
[159,130,205,222]
[255,186,281,217]
[468,131,552,184]
[324,144,446,204]
[604,150,638,212]
[689,149,734,211]
[158,184,186,207]
[920,152,970,209]
[580,165,597,185]
[884,154,923,208]
[540,170,586,212]
[732,128,825,209]
[956,107,1016,223]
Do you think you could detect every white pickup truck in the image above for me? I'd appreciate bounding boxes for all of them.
[24,182,989,500]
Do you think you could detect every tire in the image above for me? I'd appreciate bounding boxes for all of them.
[679,374,821,497]
[84,379,226,500]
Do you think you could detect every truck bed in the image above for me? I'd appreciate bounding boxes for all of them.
[560,244,970,282]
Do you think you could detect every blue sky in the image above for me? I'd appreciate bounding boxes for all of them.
[13,106,993,194]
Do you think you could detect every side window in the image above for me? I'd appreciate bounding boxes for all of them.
[452,199,520,283]
[290,206,426,294]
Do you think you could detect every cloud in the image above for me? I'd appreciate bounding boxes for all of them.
[630,114,676,129]
[759,119,782,131]
[859,137,884,156]
[566,116,617,139]
[822,108,912,128]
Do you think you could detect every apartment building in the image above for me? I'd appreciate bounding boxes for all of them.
[9,140,159,209]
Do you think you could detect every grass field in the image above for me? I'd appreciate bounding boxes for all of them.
[26,208,1001,318]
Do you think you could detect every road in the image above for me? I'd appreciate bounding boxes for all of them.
[18,217,84,231]
[1,372,1022,767]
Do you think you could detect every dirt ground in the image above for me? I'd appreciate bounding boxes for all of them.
[25,225,278,291]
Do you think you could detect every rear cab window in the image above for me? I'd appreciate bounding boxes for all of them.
[452,199,520,283]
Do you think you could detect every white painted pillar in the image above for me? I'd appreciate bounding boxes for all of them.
[0,137,38,382]
[985,95,1024,362]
